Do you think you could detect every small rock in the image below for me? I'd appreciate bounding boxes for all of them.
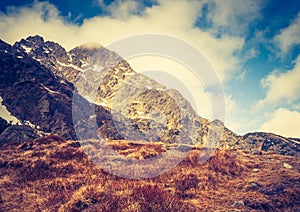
[252,150,262,155]
[246,182,262,191]
[283,163,292,169]
[231,200,244,207]
[250,182,262,188]
[252,168,259,172]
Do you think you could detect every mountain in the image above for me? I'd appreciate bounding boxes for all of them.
[14,35,216,145]
[0,35,298,157]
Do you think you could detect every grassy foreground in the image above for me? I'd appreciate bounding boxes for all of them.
[0,135,299,211]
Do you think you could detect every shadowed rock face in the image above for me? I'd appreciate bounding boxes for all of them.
[0,39,76,140]
[0,117,10,135]
[0,125,39,145]
[0,39,118,141]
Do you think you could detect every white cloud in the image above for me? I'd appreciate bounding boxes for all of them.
[101,0,141,19]
[274,12,300,53]
[0,0,245,83]
[257,55,300,107]
[223,95,258,135]
[0,2,78,48]
[206,0,263,35]
[259,108,300,138]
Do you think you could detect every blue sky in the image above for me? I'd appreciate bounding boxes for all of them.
[0,0,299,137]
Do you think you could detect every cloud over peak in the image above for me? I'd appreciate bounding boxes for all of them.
[0,0,247,83]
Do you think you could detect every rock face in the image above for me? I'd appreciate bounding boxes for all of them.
[0,38,114,141]
[0,125,39,145]
[0,117,10,135]
[242,132,300,156]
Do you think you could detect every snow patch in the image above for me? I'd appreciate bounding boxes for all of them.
[60,80,67,85]
[92,65,104,72]
[80,60,91,70]
[21,45,32,54]
[83,95,96,104]
[43,47,50,54]
[99,102,108,107]
[42,86,60,94]
[290,139,300,144]
[67,53,73,62]
[124,72,135,76]
[24,120,46,137]
[17,55,23,59]
[57,60,83,72]
[25,120,40,130]
[83,95,109,107]
[0,96,21,125]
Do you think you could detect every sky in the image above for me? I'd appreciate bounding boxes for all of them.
[0,0,299,137]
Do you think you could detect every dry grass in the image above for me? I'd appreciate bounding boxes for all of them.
[0,135,299,211]
[105,140,166,159]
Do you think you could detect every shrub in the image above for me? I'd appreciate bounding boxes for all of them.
[208,150,243,176]
[60,185,122,212]
[131,184,187,211]
[175,174,199,198]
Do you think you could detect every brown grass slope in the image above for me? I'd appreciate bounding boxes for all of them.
[0,135,299,211]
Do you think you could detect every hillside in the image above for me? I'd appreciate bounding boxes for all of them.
[0,135,299,211]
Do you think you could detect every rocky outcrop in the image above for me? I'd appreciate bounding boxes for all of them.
[241,132,300,156]
[14,35,79,83]
[0,125,39,145]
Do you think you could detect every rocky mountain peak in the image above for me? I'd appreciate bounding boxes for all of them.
[24,35,44,44]
[14,35,68,61]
